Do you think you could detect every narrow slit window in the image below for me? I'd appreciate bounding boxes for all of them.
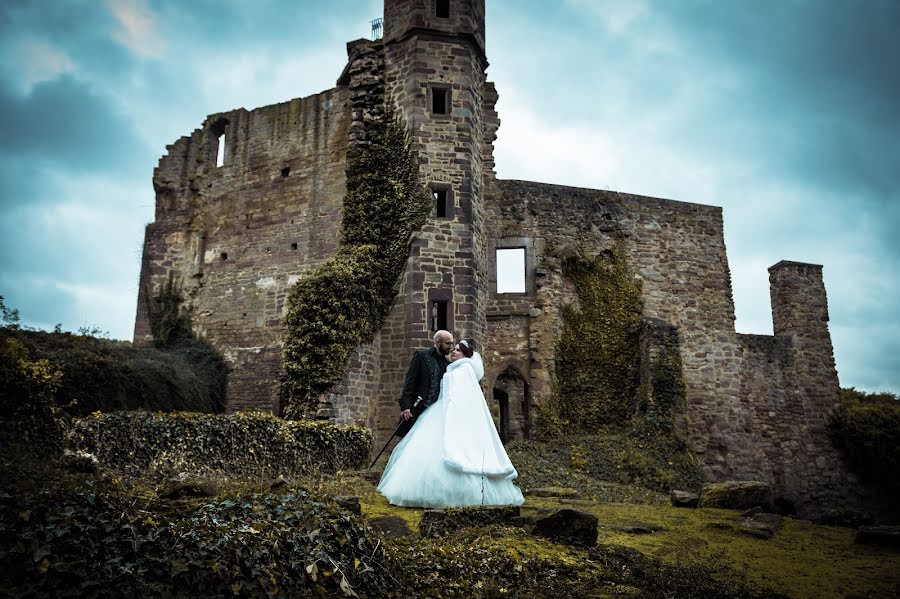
[432,88,449,114]
[436,0,450,18]
[496,248,526,293]
[434,189,448,217]
[220,252,228,261]
[431,300,449,331]
[216,134,225,167]
[281,166,290,177]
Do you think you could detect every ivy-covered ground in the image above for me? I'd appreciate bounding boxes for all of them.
[2,442,899,598]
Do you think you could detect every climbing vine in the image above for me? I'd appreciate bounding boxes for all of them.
[281,110,430,418]
[551,242,644,432]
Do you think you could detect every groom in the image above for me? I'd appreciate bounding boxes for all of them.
[396,330,453,437]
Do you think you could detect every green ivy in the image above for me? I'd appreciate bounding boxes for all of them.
[0,483,391,598]
[828,388,900,497]
[0,327,226,416]
[551,243,644,431]
[68,411,372,480]
[537,243,703,491]
[281,110,430,418]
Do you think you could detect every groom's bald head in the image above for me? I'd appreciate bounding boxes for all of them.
[433,330,454,355]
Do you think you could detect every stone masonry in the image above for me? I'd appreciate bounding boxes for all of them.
[135,0,856,515]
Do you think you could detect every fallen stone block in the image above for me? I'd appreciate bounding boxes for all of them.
[368,515,412,538]
[532,507,598,547]
[419,505,520,538]
[699,481,773,511]
[671,489,699,508]
[526,487,581,498]
[602,522,666,535]
[855,525,900,548]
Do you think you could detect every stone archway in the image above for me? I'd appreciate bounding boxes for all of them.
[492,366,530,443]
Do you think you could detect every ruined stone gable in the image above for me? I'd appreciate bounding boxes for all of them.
[135,0,855,515]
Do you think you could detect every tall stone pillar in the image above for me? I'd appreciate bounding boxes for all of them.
[372,0,488,442]
[768,260,848,514]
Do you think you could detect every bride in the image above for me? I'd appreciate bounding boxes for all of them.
[377,339,525,508]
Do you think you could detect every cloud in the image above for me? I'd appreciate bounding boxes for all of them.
[0,37,76,92]
[0,75,153,185]
[104,0,166,58]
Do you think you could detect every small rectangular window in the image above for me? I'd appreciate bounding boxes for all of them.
[432,88,449,114]
[216,134,225,167]
[431,300,448,331]
[436,0,450,19]
[496,248,526,293]
[434,189,448,217]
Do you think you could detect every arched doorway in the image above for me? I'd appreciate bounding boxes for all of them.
[492,366,529,443]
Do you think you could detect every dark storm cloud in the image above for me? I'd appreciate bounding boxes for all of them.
[0,76,152,180]
[655,0,900,197]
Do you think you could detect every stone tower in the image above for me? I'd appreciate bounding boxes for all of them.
[370,0,490,439]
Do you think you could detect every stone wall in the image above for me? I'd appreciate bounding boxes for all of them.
[135,80,352,413]
[132,0,853,516]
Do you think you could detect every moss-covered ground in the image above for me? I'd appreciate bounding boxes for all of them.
[316,471,900,599]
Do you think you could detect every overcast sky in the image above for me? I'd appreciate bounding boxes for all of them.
[1,0,897,394]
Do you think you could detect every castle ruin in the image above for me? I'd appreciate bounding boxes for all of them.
[135,0,857,514]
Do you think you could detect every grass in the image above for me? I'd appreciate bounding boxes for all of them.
[316,471,900,599]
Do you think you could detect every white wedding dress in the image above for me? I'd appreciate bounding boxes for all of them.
[377,352,525,508]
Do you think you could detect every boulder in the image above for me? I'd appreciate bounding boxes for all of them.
[671,490,699,508]
[602,522,666,535]
[739,513,783,540]
[419,505,520,538]
[368,515,412,538]
[699,481,773,511]
[819,508,873,528]
[532,508,598,547]
[855,526,900,548]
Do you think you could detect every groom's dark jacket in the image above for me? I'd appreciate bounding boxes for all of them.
[397,346,448,437]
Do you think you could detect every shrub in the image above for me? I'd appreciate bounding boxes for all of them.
[0,482,392,598]
[0,328,226,416]
[828,388,900,495]
[67,411,371,480]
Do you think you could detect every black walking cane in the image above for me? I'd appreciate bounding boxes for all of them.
[368,396,422,469]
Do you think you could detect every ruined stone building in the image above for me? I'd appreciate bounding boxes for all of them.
[135,0,856,513]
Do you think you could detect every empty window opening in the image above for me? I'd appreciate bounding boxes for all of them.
[432,88,449,114]
[431,300,449,331]
[436,0,450,18]
[434,189,448,217]
[215,134,225,167]
[220,252,228,261]
[281,166,290,177]
[496,248,526,293]
[291,242,298,250]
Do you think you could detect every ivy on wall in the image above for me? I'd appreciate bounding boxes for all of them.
[281,110,430,419]
[533,243,703,491]
[550,243,644,432]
